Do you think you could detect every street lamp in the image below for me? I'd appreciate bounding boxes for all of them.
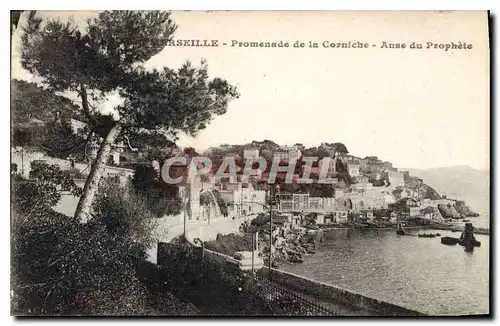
[265,183,280,276]
[236,184,279,277]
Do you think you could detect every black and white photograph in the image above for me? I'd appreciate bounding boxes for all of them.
[9,10,490,317]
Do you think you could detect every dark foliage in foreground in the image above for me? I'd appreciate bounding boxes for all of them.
[155,244,274,315]
[10,163,195,315]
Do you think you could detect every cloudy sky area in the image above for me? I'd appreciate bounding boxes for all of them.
[11,11,490,170]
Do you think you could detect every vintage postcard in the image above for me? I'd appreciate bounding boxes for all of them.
[10,10,490,316]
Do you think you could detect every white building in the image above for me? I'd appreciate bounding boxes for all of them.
[388,170,405,188]
[353,175,373,191]
[243,148,260,160]
[274,151,289,162]
[336,211,349,224]
[278,146,303,162]
[347,160,360,177]
[233,184,266,215]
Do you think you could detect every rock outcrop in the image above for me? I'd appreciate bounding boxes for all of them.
[454,201,480,217]
[437,203,462,219]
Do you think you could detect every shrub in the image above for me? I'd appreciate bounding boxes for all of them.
[156,244,271,315]
[11,168,178,316]
[12,161,82,216]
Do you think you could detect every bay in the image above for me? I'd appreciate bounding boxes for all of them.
[279,226,489,315]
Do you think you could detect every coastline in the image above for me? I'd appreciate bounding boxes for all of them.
[317,222,489,235]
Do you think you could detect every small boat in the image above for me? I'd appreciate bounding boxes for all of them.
[462,219,470,222]
[441,236,459,245]
[436,233,441,236]
[418,233,436,238]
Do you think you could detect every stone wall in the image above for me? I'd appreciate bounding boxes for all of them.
[184,216,253,242]
[204,248,234,264]
[259,267,425,316]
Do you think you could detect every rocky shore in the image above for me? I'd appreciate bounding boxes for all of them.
[271,229,319,264]
[205,217,489,268]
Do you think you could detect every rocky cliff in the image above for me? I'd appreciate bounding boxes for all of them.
[437,203,461,219]
[454,201,480,217]
[405,166,489,216]
[437,201,479,219]
[404,175,441,200]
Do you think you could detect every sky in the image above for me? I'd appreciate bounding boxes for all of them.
[11,11,490,170]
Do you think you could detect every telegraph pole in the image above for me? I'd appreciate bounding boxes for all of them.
[183,187,187,241]
[21,148,24,176]
[268,184,274,276]
[251,232,255,274]
[240,183,244,216]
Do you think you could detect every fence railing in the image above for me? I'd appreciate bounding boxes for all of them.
[157,241,339,316]
[251,276,338,316]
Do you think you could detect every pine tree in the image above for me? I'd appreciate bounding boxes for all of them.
[20,11,239,222]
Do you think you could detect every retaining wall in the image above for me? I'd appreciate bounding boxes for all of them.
[204,248,234,264]
[184,216,253,242]
[259,267,425,316]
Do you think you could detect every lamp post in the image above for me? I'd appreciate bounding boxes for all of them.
[236,186,279,276]
[183,187,188,241]
[251,231,255,274]
[267,183,279,276]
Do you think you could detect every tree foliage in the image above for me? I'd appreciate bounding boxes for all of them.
[11,167,163,315]
[21,10,239,139]
[12,162,82,219]
[11,79,77,125]
[21,10,239,221]
[11,79,90,158]
[11,10,23,34]
[329,142,348,154]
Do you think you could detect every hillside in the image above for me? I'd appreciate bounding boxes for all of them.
[404,166,490,215]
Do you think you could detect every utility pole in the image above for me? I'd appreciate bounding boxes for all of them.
[240,183,244,216]
[251,232,255,275]
[268,184,274,276]
[251,183,254,215]
[21,148,24,176]
[183,186,187,241]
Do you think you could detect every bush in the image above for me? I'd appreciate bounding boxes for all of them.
[11,189,158,315]
[93,181,158,259]
[11,167,186,316]
[157,244,271,315]
[12,162,82,215]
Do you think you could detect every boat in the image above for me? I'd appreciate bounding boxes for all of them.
[436,233,441,236]
[462,219,470,222]
[418,233,436,238]
[441,236,459,245]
